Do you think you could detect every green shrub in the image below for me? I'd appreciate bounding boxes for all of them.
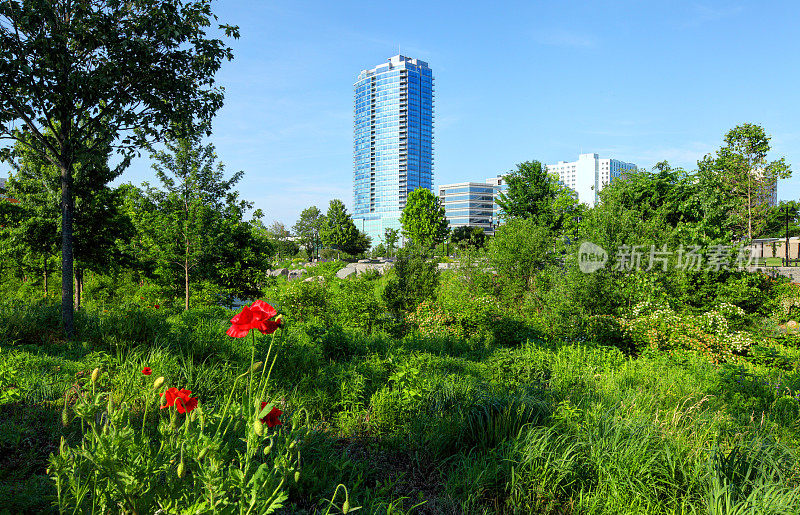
[382,245,439,316]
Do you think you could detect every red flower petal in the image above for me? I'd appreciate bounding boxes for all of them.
[257,319,282,335]
[251,300,277,320]
[260,405,283,428]
[227,306,255,338]
[142,367,152,376]
[160,387,179,409]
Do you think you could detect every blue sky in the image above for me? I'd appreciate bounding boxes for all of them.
[121,0,800,226]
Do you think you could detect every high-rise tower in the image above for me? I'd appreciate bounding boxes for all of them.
[353,55,434,245]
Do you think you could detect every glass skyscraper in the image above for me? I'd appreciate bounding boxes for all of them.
[353,55,434,245]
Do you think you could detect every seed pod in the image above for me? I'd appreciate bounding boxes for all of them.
[90,368,100,384]
[59,436,67,454]
[153,377,165,391]
[197,447,209,460]
[294,470,300,483]
[61,401,70,427]
[249,361,263,373]
[289,440,297,450]
[177,460,185,479]
[263,444,273,456]
[342,499,350,513]
[254,419,264,436]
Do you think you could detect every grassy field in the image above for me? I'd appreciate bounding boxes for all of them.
[2,274,800,514]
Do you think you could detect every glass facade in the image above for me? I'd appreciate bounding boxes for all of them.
[438,182,499,234]
[353,55,434,245]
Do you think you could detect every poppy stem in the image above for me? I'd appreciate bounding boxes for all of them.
[248,330,256,416]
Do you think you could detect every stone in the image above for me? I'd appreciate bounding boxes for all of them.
[269,268,289,277]
[336,267,357,279]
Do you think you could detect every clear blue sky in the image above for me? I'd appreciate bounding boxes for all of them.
[121,0,800,227]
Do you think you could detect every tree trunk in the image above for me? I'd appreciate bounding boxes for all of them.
[747,174,752,240]
[61,162,75,338]
[74,267,83,311]
[184,257,190,311]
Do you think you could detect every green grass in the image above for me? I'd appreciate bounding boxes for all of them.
[2,297,800,513]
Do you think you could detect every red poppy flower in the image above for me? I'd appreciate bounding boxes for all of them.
[174,389,198,414]
[154,304,160,309]
[226,301,282,337]
[160,387,180,409]
[142,367,152,376]
[260,402,283,428]
[226,305,255,338]
[160,387,198,413]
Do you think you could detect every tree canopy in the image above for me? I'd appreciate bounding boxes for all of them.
[0,0,238,336]
[293,206,325,260]
[400,188,449,248]
[320,199,366,255]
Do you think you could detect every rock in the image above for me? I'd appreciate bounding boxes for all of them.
[336,267,357,279]
[269,268,289,277]
[288,268,307,279]
[357,259,373,263]
[303,275,324,283]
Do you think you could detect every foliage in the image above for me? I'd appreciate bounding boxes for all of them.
[699,123,792,240]
[383,228,399,257]
[49,344,304,513]
[320,200,366,255]
[0,0,238,337]
[496,160,580,234]
[451,226,485,250]
[399,188,449,248]
[130,133,264,309]
[293,206,325,260]
[382,245,439,316]
[487,217,557,299]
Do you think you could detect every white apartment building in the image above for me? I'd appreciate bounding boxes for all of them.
[547,153,637,207]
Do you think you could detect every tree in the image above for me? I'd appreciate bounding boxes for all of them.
[400,188,449,248]
[451,226,486,250]
[487,218,557,298]
[1,136,132,306]
[496,161,560,224]
[320,199,360,256]
[344,230,371,256]
[0,0,238,336]
[703,124,791,240]
[762,201,800,238]
[293,206,325,260]
[384,228,399,257]
[135,133,249,310]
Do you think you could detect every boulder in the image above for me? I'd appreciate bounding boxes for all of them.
[336,267,357,279]
[269,268,289,277]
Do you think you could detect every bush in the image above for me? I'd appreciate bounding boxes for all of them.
[382,245,438,316]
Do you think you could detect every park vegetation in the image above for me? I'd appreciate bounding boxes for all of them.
[1,2,800,514]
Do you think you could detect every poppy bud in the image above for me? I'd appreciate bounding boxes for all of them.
[59,436,67,454]
[254,419,264,436]
[61,401,70,427]
[289,440,297,450]
[177,460,185,479]
[90,368,100,384]
[249,361,263,373]
[197,447,209,460]
[153,377,165,391]
[294,470,300,483]
[264,444,273,456]
[343,499,350,513]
